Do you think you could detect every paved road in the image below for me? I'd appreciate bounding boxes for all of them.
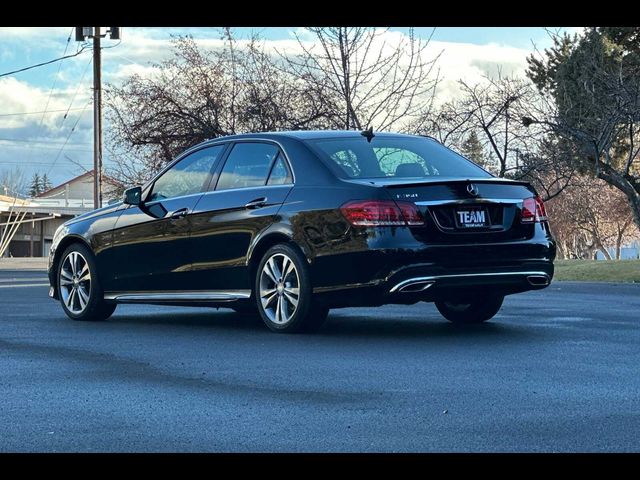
[1,270,639,452]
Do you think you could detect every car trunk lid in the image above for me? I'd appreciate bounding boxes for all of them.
[345,177,538,244]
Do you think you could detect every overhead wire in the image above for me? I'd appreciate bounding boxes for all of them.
[0,45,89,79]
[0,30,122,179]
[59,54,93,126]
[0,107,86,117]
[38,28,74,127]
[46,99,94,176]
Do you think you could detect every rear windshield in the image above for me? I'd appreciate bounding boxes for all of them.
[307,136,491,179]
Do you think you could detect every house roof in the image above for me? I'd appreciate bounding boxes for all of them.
[0,194,30,206]
[36,170,95,198]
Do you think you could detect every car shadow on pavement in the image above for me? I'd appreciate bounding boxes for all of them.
[107,308,262,330]
[319,314,532,340]
[107,307,534,342]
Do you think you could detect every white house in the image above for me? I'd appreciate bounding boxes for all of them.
[0,170,101,257]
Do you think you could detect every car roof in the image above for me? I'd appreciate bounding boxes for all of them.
[198,130,426,144]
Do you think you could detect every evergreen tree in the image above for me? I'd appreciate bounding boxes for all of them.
[41,173,52,192]
[526,27,640,231]
[28,173,42,197]
[461,131,487,168]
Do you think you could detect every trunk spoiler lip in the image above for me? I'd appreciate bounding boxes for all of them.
[341,176,533,188]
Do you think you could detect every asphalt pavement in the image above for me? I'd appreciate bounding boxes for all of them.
[1,269,639,452]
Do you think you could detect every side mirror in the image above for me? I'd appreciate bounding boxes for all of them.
[123,186,143,206]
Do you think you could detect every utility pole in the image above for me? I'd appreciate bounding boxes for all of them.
[75,26,120,209]
[92,26,102,209]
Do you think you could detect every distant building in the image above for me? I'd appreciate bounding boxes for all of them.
[0,170,117,258]
[37,169,95,205]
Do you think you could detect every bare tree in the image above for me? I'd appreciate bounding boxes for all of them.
[514,136,578,201]
[0,167,28,197]
[413,99,476,149]
[283,27,441,131]
[546,176,639,259]
[415,76,540,178]
[105,31,334,189]
[524,28,640,231]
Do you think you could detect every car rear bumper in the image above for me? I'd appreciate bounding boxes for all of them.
[313,262,553,307]
[387,269,551,293]
[309,231,555,307]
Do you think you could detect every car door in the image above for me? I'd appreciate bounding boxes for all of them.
[106,144,227,293]
[188,141,294,291]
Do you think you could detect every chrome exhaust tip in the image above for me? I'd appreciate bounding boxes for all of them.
[391,278,435,293]
[399,281,434,293]
[526,274,550,286]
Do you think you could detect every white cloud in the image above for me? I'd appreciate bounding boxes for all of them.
[99,28,533,103]
[0,27,541,184]
[0,77,91,131]
[0,27,69,40]
[426,40,531,104]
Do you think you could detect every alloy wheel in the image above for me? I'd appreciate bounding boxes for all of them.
[59,251,91,314]
[259,253,300,325]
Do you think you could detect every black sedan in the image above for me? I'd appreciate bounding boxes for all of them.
[48,130,555,333]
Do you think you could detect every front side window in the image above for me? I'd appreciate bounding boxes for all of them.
[216,142,280,191]
[149,145,225,202]
[308,136,491,179]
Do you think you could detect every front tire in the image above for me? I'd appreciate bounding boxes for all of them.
[255,244,329,333]
[57,243,116,322]
[435,293,504,324]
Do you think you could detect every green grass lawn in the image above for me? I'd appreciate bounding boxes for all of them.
[554,259,640,283]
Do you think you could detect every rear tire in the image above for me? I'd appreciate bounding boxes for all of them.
[254,243,329,333]
[435,293,504,324]
[57,243,116,322]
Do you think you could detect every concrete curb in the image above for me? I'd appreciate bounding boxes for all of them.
[0,258,48,270]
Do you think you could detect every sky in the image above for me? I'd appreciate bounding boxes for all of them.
[0,26,582,190]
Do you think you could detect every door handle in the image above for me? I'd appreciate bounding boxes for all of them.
[170,207,190,220]
[244,197,268,209]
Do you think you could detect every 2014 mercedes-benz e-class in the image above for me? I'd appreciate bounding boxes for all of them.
[48,130,555,333]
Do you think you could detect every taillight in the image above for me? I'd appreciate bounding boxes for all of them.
[396,201,424,226]
[521,196,547,223]
[340,200,424,227]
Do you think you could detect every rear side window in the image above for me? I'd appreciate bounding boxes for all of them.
[216,143,279,191]
[267,153,293,185]
[309,136,491,179]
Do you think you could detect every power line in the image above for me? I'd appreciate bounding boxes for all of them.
[101,39,122,50]
[0,137,91,146]
[46,100,94,175]
[0,107,87,117]
[0,143,93,153]
[60,55,93,126]
[39,27,74,126]
[0,160,93,166]
[0,46,90,79]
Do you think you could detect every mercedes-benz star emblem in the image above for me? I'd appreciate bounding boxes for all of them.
[466,183,479,196]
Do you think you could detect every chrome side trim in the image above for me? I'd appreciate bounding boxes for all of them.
[313,279,384,294]
[139,137,296,201]
[389,271,550,293]
[199,183,292,198]
[104,290,251,303]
